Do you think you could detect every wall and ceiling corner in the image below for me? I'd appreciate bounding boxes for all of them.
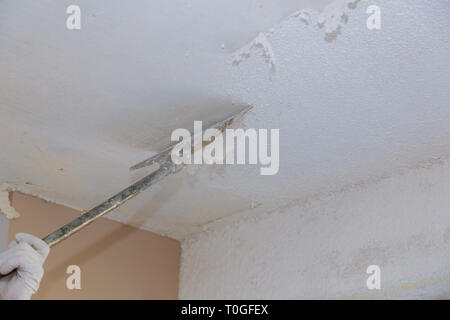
[0,0,449,299]
[178,0,450,299]
[8,192,181,299]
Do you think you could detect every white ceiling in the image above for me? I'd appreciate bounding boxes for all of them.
[1,0,449,239]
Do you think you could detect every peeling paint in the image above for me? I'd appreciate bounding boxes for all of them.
[1,0,449,241]
[0,183,20,219]
[232,32,276,70]
[317,0,359,35]
[231,0,360,68]
[291,9,313,25]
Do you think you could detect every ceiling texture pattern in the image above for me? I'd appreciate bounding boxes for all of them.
[1,0,449,239]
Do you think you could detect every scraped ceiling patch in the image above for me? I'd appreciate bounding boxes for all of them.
[1,0,449,239]
[232,32,276,70]
[231,0,359,68]
[0,183,20,219]
[317,0,359,34]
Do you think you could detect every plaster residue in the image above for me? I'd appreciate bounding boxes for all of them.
[317,0,359,34]
[291,9,314,25]
[232,32,276,70]
[1,0,449,240]
[0,183,20,219]
[231,0,359,68]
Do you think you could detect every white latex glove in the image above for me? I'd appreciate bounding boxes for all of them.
[0,233,49,300]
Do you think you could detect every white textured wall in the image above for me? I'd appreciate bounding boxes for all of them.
[180,157,450,299]
[178,0,450,299]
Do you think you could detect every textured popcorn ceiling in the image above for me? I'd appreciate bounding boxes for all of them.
[1,0,449,239]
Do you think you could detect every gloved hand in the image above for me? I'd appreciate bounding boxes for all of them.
[0,233,50,300]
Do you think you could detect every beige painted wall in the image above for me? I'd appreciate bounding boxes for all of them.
[8,192,181,300]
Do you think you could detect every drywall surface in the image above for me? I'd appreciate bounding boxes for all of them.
[9,192,181,299]
[180,157,450,299]
[1,0,449,239]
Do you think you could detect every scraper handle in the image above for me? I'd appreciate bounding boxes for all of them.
[42,163,177,248]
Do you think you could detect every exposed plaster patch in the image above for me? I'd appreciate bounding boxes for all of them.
[0,181,83,220]
[185,164,202,176]
[1,0,449,240]
[291,9,313,25]
[232,32,276,70]
[317,0,360,41]
[0,183,20,219]
[231,0,360,68]
[318,0,359,32]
